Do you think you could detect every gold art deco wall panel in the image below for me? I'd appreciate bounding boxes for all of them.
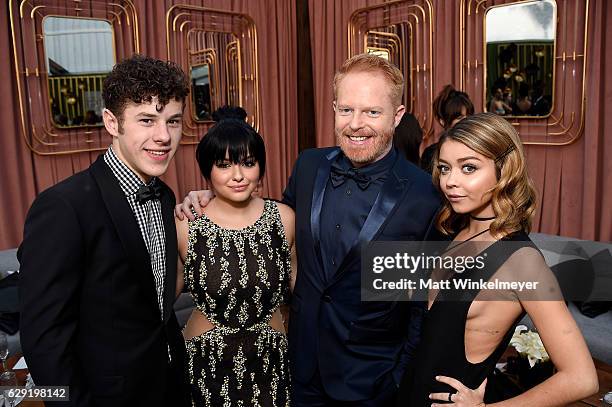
[348,0,435,137]
[166,4,259,145]
[460,0,590,146]
[10,0,139,155]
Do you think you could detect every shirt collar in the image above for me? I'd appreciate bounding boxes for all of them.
[104,146,156,197]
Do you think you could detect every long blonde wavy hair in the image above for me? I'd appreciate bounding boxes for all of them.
[432,112,537,238]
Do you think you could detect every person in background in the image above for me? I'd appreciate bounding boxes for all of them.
[420,85,475,173]
[488,86,513,116]
[393,112,423,166]
[18,55,191,407]
[503,87,514,110]
[512,82,532,115]
[530,80,551,116]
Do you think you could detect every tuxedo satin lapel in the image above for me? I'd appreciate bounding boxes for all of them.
[160,187,177,323]
[90,157,160,312]
[310,149,341,282]
[330,157,412,286]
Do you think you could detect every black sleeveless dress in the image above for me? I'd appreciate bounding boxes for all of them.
[183,200,292,407]
[397,231,535,406]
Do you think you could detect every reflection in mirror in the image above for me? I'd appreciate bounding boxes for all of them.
[485,0,556,117]
[43,16,114,128]
[188,32,239,122]
[191,64,213,121]
[366,48,390,60]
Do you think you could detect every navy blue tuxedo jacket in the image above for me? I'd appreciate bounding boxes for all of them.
[283,147,440,400]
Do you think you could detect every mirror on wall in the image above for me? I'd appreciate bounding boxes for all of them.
[190,64,213,121]
[188,32,240,122]
[43,16,115,128]
[485,0,556,117]
[365,26,412,111]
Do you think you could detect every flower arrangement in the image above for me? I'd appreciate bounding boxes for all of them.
[510,325,550,368]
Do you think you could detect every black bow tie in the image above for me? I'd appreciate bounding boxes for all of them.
[135,183,162,204]
[330,163,372,190]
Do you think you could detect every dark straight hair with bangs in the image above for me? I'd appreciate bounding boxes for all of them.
[195,107,266,180]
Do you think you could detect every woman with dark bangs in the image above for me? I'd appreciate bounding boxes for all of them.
[175,107,295,406]
[397,113,597,406]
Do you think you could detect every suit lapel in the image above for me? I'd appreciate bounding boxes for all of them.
[160,187,177,323]
[330,155,412,286]
[90,156,160,313]
[310,148,341,283]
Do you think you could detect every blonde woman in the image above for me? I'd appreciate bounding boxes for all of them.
[397,112,598,406]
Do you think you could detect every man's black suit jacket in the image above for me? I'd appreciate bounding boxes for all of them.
[18,155,189,406]
[283,147,440,401]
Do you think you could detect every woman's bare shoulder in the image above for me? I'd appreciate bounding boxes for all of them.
[273,200,295,221]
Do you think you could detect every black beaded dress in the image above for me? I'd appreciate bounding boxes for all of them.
[183,199,292,407]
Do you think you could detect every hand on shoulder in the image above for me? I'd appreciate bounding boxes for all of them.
[174,189,215,221]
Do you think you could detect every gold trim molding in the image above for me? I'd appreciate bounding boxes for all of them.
[349,0,435,138]
[460,0,590,146]
[10,0,140,156]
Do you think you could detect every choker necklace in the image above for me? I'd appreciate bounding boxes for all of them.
[470,215,496,221]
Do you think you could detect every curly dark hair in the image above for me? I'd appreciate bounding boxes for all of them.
[102,54,189,125]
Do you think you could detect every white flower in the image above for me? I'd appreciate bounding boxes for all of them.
[510,325,550,368]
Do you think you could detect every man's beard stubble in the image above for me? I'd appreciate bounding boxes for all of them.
[335,125,394,166]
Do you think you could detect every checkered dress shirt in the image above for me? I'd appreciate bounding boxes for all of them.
[104,146,166,319]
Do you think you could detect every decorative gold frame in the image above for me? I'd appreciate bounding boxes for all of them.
[365,30,413,112]
[349,0,434,137]
[225,40,242,106]
[460,0,590,146]
[166,4,259,145]
[9,0,139,156]
[482,1,557,119]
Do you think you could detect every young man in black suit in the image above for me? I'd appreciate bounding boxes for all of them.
[18,55,191,406]
[176,54,440,406]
